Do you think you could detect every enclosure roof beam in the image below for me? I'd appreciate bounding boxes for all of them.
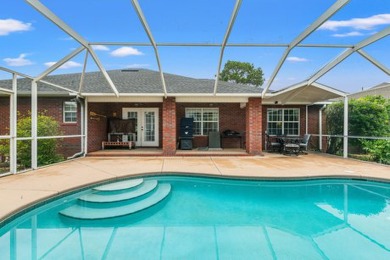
[213,0,242,95]
[131,0,167,97]
[25,0,88,48]
[35,46,85,81]
[25,0,120,97]
[0,67,34,79]
[0,87,14,94]
[308,26,390,85]
[357,49,390,76]
[261,0,350,98]
[39,80,79,95]
[90,42,354,48]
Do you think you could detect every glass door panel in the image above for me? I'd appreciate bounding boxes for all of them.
[122,108,158,147]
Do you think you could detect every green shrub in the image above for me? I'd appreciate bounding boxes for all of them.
[362,139,390,165]
[0,112,64,168]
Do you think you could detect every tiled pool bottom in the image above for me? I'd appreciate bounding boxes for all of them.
[1,176,389,259]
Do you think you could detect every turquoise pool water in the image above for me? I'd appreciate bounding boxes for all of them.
[1,176,390,259]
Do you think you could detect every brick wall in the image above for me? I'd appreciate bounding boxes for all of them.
[176,103,246,148]
[246,98,262,155]
[162,97,176,155]
[0,96,82,157]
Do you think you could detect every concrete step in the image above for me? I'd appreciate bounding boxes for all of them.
[93,178,143,192]
[79,180,158,203]
[59,183,171,220]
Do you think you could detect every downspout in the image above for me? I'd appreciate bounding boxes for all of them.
[319,104,327,151]
[67,96,85,159]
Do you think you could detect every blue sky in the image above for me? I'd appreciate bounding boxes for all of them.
[1,0,389,93]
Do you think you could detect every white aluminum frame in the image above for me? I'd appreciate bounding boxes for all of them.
[0,0,388,172]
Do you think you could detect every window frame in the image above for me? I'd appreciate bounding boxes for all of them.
[63,101,77,123]
[185,107,219,136]
[267,108,300,136]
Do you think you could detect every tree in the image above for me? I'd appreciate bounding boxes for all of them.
[0,112,64,169]
[326,95,390,163]
[220,60,264,86]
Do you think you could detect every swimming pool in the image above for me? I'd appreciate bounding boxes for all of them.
[1,176,389,259]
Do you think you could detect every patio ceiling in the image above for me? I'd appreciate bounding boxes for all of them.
[264,82,346,105]
[0,0,389,99]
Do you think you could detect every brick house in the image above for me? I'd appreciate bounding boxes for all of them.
[0,69,345,157]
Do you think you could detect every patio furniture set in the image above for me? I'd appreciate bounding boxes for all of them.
[265,133,311,155]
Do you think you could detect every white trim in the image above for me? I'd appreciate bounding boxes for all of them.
[185,107,219,136]
[63,101,77,123]
[265,81,346,98]
[31,81,38,170]
[87,96,163,103]
[176,96,248,103]
[267,108,300,136]
[343,96,349,158]
[10,74,17,173]
[84,98,89,154]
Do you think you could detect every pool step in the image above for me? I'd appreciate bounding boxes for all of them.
[59,183,171,220]
[93,178,144,192]
[79,180,158,203]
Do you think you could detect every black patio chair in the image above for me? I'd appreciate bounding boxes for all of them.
[299,134,311,153]
[265,132,283,152]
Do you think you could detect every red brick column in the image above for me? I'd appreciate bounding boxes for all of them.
[246,97,263,155]
[162,97,176,156]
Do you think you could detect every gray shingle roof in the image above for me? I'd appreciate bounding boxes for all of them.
[0,69,263,95]
[348,82,390,99]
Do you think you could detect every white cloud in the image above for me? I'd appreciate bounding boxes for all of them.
[286,56,308,62]
[92,45,110,51]
[44,61,82,69]
[320,13,390,31]
[3,53,33,66]
[111,47,143,57]
[0,19,32,36]
[331,31,364,38]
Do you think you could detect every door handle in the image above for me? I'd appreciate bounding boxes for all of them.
[141,126,144,131]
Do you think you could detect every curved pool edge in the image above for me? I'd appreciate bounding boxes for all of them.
[1,154,389,226]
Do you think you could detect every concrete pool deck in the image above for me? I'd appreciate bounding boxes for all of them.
[0,152,389,224]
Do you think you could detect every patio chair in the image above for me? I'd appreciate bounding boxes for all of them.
[299,134,311,153]
[265,132,282,152]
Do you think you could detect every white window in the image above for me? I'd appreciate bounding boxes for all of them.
[185,108,219,135]
[267,108,299,136]
[63,101,77,123]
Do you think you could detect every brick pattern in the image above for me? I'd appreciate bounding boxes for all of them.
[0,96,82,157]
[176,103,246,148]
[246,98,262,155]
[162,97,176,155]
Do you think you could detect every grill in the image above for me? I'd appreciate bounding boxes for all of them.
[179,117,193,150]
